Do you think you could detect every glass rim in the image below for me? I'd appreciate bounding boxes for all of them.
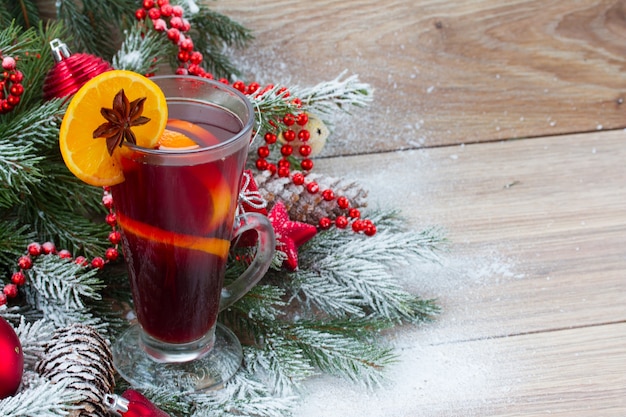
[123,75,255,156]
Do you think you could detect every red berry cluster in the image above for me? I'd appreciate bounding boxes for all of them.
[0,56,25,114]
[255,112,312,176]
[0,189,122,307]
[136,0,215,79]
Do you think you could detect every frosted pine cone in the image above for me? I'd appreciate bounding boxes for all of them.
[254,170,368,224]
[36,324,115,417]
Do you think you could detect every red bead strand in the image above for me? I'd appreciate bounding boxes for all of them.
[0,188,123,306]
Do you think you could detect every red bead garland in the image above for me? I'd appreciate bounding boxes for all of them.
[0,188,122,307]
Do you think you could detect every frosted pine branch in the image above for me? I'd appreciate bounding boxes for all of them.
[244,339,316,395]
[14,318,55,367]
[290,326,395,388]
[113,24,171,73]
[292,70,374,115]
[0,379,79,417]
[26,256,104,310]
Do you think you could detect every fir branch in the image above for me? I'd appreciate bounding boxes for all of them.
[0,219,33,267]
[244,340,316,396]
[26,255,104,310]
[112,23,173,73]
[25,290,109,332]
[250,87,301,135]
[0,0,41,29]
[14,317,55,366]
[288,323,397,388]
[0,379,80,417]
[292,70,374,116]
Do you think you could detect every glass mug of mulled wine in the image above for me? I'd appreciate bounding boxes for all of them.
[111,76,275,391]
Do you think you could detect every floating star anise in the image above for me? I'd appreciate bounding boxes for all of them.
[92,89,150,155]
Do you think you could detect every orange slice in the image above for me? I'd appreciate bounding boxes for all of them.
[158,129,199,150]
[59,70,168,186]
[166,119,220,147]
[116,211,231,259]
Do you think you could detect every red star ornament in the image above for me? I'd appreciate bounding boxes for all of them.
[268,201,317,270]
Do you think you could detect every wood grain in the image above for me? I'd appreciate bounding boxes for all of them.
[313,129,626,341]
[213,0,626,155]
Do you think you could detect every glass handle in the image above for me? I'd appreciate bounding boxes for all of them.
[219,212,275,311]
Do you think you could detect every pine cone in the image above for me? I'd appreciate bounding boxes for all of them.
[36,324,115,417]
[254,170,368,224]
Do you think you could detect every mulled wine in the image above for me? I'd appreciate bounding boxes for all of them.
[112,104,248,345]
[111,75,274,391]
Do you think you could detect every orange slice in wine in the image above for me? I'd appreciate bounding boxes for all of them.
[116,211,231,259]
[59,70,167,186]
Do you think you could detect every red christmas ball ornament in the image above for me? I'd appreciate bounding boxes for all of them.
[42,39,113,100]
[0,316,24,399]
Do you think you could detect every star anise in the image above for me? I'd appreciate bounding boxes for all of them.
[92,89,151,155]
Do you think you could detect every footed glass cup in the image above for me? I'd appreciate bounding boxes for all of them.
[111,76,275,391]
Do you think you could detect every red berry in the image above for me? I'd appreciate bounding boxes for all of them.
[108,230,122,245]
[278,166,290,177]
[11,271,25,286]
[319,217,332,229]
[167,28,180,43]
[364,223,377,236]
[352,219,365,232]
[282,130,296,142]
[0,293,6,306]
[335,216,349,229]
[232,80,246,92]
[74,256,88,266]
[298,129,310,142]
[147,7,161,19]
[157,0,169,6]
[152,18,167,31]
[7,95,19,106]
[135,8,147,20]
[160,3,173,16]
[102,193,114,209]
[91,257,105,269]
[42,241,56,254]
[306,182,319,194]
[9,71,23,83]
[171,5,184,16]
[17,255,32,270]
[349,208,361,219]
[300,158,314,171]
[177,51,190,62]
[337,196,350,209]
[280,144,293,157]
[283,113,296,126]
[255,158,268,170]
[267,163,277,175]
[257,146,270,158]
[27,242,42,256]
[58,249,72,259]
[296,113,309,126]
[246,82,260,94]
[143,0,154,8]
[322,189,335,201]
[179,37,194,51]
[10,84,24,96]
[298,145,312,157]
[105,213,117,227]
[105,248,119,261]
[264,132,277,144]
[190,51,203,65]
[2,56,16,70]
[292,172,305,185]
[3,284,18,298]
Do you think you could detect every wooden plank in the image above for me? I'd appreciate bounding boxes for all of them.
[296,323,626,416]
[312,130,626,341]
[213,0,626,153]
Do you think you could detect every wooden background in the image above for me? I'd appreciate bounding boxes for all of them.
[213,1,626,416]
